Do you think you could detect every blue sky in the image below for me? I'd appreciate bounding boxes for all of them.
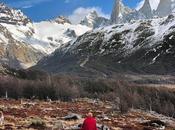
[0,0,142,22]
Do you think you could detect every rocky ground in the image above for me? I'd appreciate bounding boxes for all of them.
[0,98,174,130]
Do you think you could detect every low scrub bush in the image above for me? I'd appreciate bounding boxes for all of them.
[29,117,46,128]
[0,74,175,117]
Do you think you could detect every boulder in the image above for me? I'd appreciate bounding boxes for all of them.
[52,120,64,130]
[141,120,166,129]
[63,113,82,121]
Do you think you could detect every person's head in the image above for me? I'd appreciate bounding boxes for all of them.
[86,111,93,117]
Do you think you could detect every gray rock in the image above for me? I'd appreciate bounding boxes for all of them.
[52,120,64,130]
[97,124,110,130]
[63,113,82,121]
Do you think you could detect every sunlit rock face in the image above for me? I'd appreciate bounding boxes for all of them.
[139,0,153,18]
[156,0,175,17]
[0,3,31,25]
[80,11,110,28]
[111,0,133,24]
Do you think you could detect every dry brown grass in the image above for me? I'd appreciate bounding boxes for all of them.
[0,98,174,130]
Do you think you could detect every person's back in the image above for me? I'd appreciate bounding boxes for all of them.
[81,112,97,130]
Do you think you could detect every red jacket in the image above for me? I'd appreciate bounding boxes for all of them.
[81,117,98,130]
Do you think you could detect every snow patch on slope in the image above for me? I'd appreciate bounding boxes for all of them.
[0,20,91,54]
[31,21,91,54]
[82,14,175,58]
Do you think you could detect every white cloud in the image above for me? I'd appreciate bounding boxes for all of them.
[22,5,33,9]
[9,0,53,9]
[136,0,160,10]
[68,7,110,24]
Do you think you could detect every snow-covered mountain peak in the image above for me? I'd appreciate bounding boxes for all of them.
[156,0,175,17]
[111,0,133,23]
[54,16,71,24]
[110,0,175,24]
[138,0,175,17]
[35,13,175,75]
[86,11,98,19]
[0,3,6,8]
[137,0,160,11]
[0,4,92,69]
[139,0,153,18]
[0,3,31,25]
[80,11,98,28]
[30,20,91,54]
[80,10,110,28]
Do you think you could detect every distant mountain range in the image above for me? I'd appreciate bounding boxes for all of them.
[111,0,175,23]
[0,1,175,77]
[0,3,91,69]
[34,13,175,76]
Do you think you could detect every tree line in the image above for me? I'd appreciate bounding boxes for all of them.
[0,73,175,118]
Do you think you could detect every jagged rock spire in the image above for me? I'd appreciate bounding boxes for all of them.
[111,0,132,23]
[80,11,99,28]
[54,16,71,24]
[139,0,153,18]
[80,11,110,28]
[111,0,121,23]
[156,0,173,17]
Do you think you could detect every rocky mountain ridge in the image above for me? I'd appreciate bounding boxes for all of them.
[0,3,91,69]
[0,3,43,69]
[80,11,110,28]
[35,13,175,76]
[111,0,175,23]
[0,3,31,25]
[1,0,175,71]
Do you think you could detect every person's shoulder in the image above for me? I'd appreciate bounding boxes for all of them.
[85,117,96,121]
[90,117,96,121]
[93,117,97,121]
[84,117,89,121]
[85,117,93,120]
